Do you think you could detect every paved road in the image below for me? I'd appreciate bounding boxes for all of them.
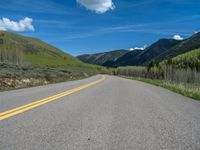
[1,75,200,150]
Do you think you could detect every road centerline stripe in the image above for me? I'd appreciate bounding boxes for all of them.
[0,75,106,121]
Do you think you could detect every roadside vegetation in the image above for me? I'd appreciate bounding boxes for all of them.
[1,31,200,97]
[123,77,200,100]
[0,63,110,91]
[114,48,200,100]
[0,31,111,91]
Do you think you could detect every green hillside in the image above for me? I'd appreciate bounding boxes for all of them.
[163,48,200,70]
[0,31,84,66]
[0,31,108,90]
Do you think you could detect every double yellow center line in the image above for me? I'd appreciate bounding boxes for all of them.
[0,76,106,121]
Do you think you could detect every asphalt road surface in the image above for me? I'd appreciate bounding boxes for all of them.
[1,75,200,150]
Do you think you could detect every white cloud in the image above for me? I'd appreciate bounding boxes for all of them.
[173,34,183,40]
[130,45,147,51]
[76,0,115,14]
[0,17,34,32]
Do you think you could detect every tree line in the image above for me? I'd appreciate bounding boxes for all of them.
[113,59,200,85]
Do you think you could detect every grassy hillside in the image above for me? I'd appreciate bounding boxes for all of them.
[0,31,109,90]
[159,48,200,74]
[170,48,200,69]
[0,31,83,66]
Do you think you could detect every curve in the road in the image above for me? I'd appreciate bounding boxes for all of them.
[0,75,106,121]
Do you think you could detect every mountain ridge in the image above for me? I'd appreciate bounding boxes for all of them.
[155,32,200,62]
[78,49,129,66]
[77,32,200,67]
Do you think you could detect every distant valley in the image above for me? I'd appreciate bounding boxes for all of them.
[0,30,200,97]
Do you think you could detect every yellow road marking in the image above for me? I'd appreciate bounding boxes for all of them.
[0,75,106,121]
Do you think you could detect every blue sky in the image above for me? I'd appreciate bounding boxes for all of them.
[0,0,200,56]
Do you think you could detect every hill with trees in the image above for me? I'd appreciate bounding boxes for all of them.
[0,31,108,90]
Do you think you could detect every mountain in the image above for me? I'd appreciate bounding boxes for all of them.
[80,39,180,67]
[0,31,107,90]
[77,49,129,66]
[78,32,200,67]
[136,39,181,65]
[104,49,143,67]
[156,32,200,62]
[111,39,180,67]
